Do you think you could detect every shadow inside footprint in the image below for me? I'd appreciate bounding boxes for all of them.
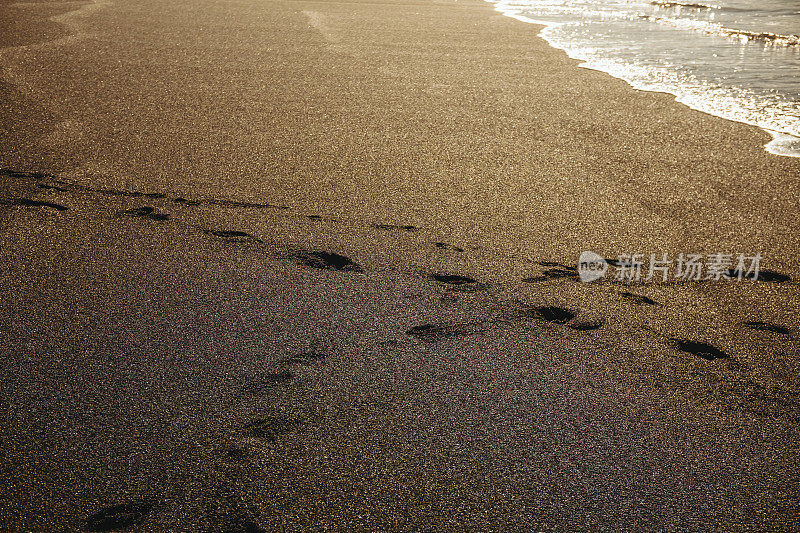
[173,197,202,206]
[221,521,267,533]
[243,416,301,442]
[37,182,71,192]
[85,501,153,531]
[725,269,791,283]
[620,291,659,306]
[742,321,792,335]
[406,323,482,342]
[118,206,169,221]
[279,352,327,366]
[433,242,465,253]
[207,230,261,243]
[10,198,68,211]
[1,169,51,179]
[727,380,800,422]
[522,306,577,324]
[218,446,249,464]
[98,188,165,199]
[263,370,294,383]
[523,267,578,283]
[675,340,729,361]
[373,223,417,232]
[430,274,477,285]
[207,198,288,209]
[293,251,362,272]
[567,319,603,331]
[242,371,294,395]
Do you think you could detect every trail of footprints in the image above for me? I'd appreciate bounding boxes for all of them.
[3,168,800,528]
[80,350,330,531]
[211,351,330,530]
[84,501,153,532]
[523,259,793,287]
[4,166,797,370]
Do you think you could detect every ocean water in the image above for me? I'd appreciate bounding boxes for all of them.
[488,0,800,157]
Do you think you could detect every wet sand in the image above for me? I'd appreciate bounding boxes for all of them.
[1,0,800,530]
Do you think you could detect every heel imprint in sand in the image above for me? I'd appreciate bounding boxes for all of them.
[84,500,153,532]
[292,251,363,272]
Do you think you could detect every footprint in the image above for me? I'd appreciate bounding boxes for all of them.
[406,322,483,342]
[292,251,363,272]
[36,182,70,192]
[84,501,153,531]
[430,273,477,285]
[724,380,800,422]
[518,306,599,330]
[101,189,136,198]
[2,171,166,201]
[742,321,792,335]
[173,197,202,206]
[373,223,417,232]
[567,319,604,331]
[262,370,294,383]
[205,492,266,533]
[221,520,267,533]
[1,169,51,179]
[430,273,486,293]
[120,206,154,216]
[8,198,68,211]
[433,242,464,253]
[620,291,660,306]
[725,268,791,283]
[542,267,578,278]
[520,306,577,324]
[206,230,261,243]
[118,206,169,221]
[243,416,301,442]
[241,371,294,395]
[94,187,165,199]
[674,339,729,361]
[278,352,327,367]
[218,446,249,464]
[522,267,577,283]
[206,198,288,210]
[170,196,289,209]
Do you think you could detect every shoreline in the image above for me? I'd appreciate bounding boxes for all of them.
[0,0,101,168]
[0,0,89,49]
[0,0,102,58]
[486,0,800,158]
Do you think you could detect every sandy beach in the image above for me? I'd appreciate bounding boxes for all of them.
[2,0,800,530]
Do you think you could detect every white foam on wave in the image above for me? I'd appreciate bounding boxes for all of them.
[650,2,716,10]
[765,131,800,158]
[486,0,800,158]
[643,15,800,46]
[489,0,554,26]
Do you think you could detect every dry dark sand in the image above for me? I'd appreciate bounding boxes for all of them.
[1,0,800,530]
